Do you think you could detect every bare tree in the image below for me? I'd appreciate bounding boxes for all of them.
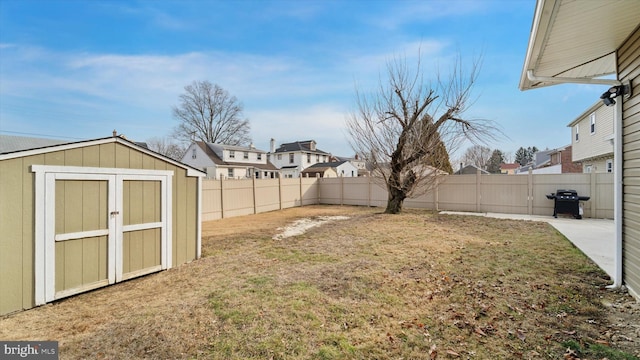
[172,81,251,146]
[461,144,491,169]
[146,136,186,161]
[347,54,497,214]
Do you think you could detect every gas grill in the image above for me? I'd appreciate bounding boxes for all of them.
[545,189,590,219]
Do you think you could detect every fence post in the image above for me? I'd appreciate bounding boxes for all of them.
[590,171,597,218]
[220,176,225,219]
[435,176,440,211]
[279,175,283,210]
[528,169,533,215]
[340,174,344,206]
[299,175,304,207]
[368,175,371,207]
[253,176,257,214]
[316,174,321,204]
[476,169,481,212]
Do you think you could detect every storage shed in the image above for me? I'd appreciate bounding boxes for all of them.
[0,136,205,315]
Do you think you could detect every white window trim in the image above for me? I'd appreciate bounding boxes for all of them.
[32,165,173,305]
[590,113,596,134]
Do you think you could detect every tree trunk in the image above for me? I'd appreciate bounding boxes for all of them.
[385,186,406,214]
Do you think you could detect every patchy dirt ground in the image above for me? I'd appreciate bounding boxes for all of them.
[272,215,351,240]
[602,289,640,356]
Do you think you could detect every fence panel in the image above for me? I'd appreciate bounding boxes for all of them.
[300,177,318,205]
[221,179,255,218]
[202,180,222,221]
[201,173,614,221]
[594,173,614,218]
[437,175,478,212]
[319,178,343,205]
[280,178,302,209]
[342,177,370,206]
[531,174,591,217]
[255,179,281,213]
[404,182,438,210]
[479,174,529,214]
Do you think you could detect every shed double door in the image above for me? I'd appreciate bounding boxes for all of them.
[46,173,170,301]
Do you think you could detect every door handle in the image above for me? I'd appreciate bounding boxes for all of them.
[110,211,120,216]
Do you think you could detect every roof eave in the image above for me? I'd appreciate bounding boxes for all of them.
[519,0,640,91]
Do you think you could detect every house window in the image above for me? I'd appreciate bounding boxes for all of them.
[257,153,262,160]
[277,154,282,160]
[606,160,613,173]
[229,150,235,159]
[228,168,234,178]
[243,152,249,159]
[590,113,596,134]
[289,153,294,164]
[575,124,579,142]
[307,153,311,163]
[323,155,327,162]
[316,154,320,161]
[192,148,196,159]
[584,164,592,173]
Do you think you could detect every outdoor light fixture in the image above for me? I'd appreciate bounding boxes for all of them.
[600,81,632,106]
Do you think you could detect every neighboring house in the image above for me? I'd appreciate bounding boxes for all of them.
[0,135,205,315]
[268,139,331,178]
[514,148,554,174]
[500,163,519,175]
[528,145,581,174]
[454,164,489,175]
[568,101,615,173]
[548,145,582,173]
[300,164,337,178]
[334,154,368,176]
[519,0,640,298]
[182,141,278,179]
[301,160,359,178]
[0,134,70,152]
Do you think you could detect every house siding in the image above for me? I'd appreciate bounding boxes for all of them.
[0,141,200,315]
[620,25,640,298]
[571,103,614,162]
[582,159,613,174]
[182,143,216,170]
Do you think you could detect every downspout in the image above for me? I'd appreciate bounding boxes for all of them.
[527,70,623,289]
[607,96,623,289]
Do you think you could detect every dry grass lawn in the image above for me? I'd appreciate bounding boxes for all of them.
[1,205,638,359]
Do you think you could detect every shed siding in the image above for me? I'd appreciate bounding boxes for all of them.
[0,158,26,314]
[620,26,640,297]
[0,141,199,315]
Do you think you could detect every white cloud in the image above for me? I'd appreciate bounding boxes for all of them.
[0,39,476,154]
[248,103,352,154]
[366,1,491,30]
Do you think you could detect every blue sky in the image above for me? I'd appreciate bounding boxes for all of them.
[0,0,607,161]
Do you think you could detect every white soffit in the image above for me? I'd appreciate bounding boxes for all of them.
[520,0,640,90]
